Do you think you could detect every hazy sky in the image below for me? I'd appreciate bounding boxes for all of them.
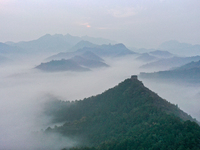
[0,0,200,48]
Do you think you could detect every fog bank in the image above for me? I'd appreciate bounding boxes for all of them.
[0,55,142,149]
[1,55,200,149]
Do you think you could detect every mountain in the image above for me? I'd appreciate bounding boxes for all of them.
[158,40,200,56]
[140,60,200,84]
[0,42,15,54]
[46,51,80,61]
[46,51,104,62]
[10,34,73,53]
[35,59,90,72]
[44,76,200,149]
[6,34,116,54]
[77,43,136,57]
[176,60,200,70]
[135,48,158,53]
[140,56,200,71]
[149,50,174,58]
[135,53,158,62]
[35,51,108,72]
[0,42,26,61]
[135,50,174,63]
[46,43,136,61]
[70,56,109,68]
[0,42,23,55]
[81,35,116,45]
[68,40,97,52]
[80,51,104,62]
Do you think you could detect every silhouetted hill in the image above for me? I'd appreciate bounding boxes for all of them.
[135,53,158,62]
[135,48,157,53]
[77,43,136,57]
[36,51,108,72]
[81,35,116,45]
[69,40,97,52]
[46,51,104,62]
[140,60,200,84]
[140,56,200,71]
[159,40,200,56]
[81,51,104,62]
[149,50,174,58]
[46,43,136,61]
[11,34,73,53]
[35,59,90,72]
[176,60,200,70]
[46,51,80,61]
[0,42,23,55]
[44,76,200,149]
[135,50,174,63]
[70,56,109,68]
[7,34,116,54]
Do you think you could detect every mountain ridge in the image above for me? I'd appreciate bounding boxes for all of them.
[158,40,200,56]
[140,56,200,71]
[46,43,136,61]
[139,60,200,84]
[44,76,200,149]
[35,59,90,72]
[5,34,116,54]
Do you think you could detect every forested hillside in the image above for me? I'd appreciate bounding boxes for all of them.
[44,76,200,150]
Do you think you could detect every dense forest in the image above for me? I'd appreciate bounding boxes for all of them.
[44,76,200,150]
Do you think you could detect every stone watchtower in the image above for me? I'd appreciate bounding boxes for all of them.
[131,75,138,81]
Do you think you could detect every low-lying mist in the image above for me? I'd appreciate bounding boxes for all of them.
[0,55,142,150]
[0,55,200,149]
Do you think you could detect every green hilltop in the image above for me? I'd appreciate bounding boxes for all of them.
[44,76,200,150]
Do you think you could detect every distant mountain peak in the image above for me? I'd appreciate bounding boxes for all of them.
[149,50,174,58]
[72,40,97,49]
[35,59,90,72]
[76,40,95,45]
[135,53,157,62]
[39,34,51,39]
[150,50,173,55]
[175,59,200,70]
[114,43,126,47]
[158,40,200,56]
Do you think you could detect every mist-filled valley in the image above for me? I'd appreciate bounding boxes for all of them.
[1,34,200,149]
[2,0,200,149]
[0,52,142,149]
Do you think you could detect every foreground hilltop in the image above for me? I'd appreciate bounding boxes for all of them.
[44,76,200,150]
